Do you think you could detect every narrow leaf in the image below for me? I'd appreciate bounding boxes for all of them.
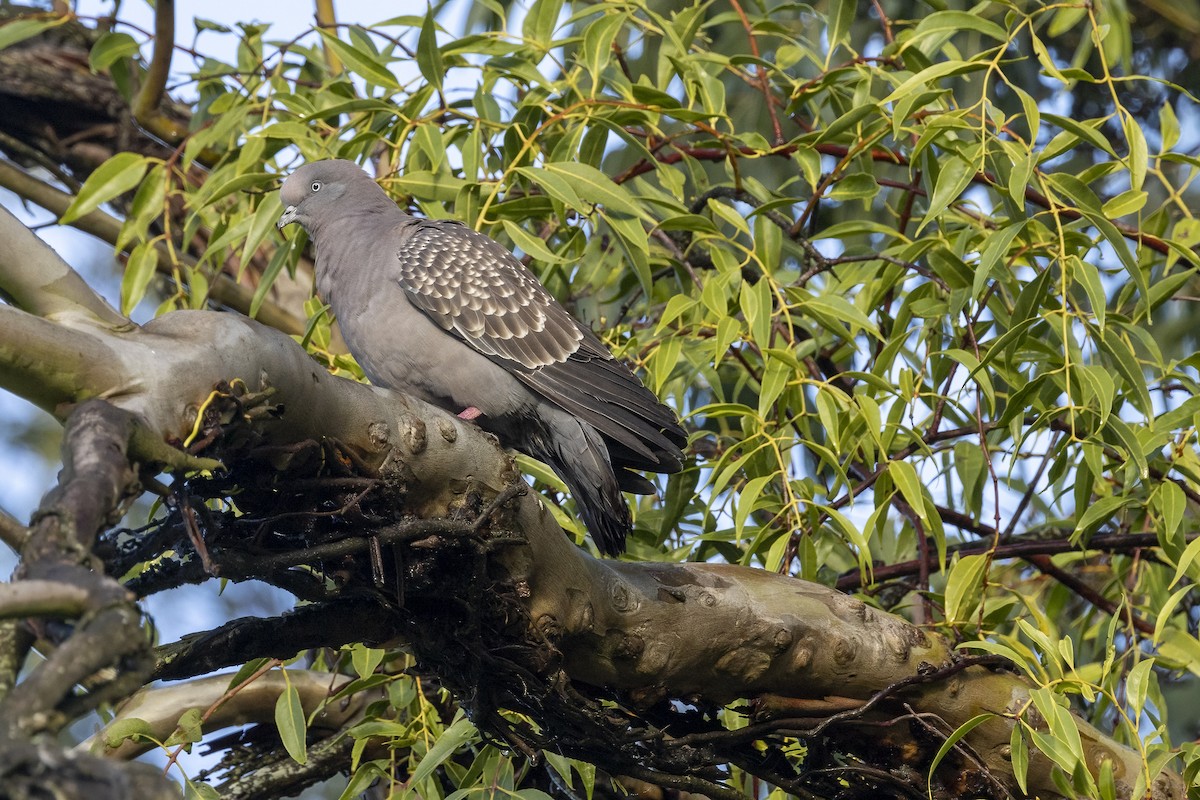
[542,162,640,216]
[275,681,308,765]
[0,17,59,51]
[410,716,478,785]
[61,153,150,224]
[120,241,159,316]
[416,12,444,92]
[317,30,400,90]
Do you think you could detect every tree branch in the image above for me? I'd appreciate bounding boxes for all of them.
[0,399,175,799]
[0,580,91,619]
[0,203,127,325]
[130,0,186,142]
[0,160,305,335]
[79,670,371,761]
[0,303,118,416]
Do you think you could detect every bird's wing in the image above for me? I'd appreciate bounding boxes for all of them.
[394,218,584,368]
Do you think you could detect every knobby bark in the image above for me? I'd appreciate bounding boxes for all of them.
[0,204,1185,799]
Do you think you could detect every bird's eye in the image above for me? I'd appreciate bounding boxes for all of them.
[311,181,322,192]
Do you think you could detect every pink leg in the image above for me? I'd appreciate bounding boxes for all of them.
[457,406,483,421]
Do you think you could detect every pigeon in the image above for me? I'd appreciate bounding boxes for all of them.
[277,159,687,555]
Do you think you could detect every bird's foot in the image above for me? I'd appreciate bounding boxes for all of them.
[457,406,483,421]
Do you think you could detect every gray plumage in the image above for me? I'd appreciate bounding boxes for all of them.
[278,159,686,555]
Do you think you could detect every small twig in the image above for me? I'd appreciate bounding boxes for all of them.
[901,702,1013,798]
[471,482,529,530]
[1024,553,1156,637]
[798,655,1008,738]
[162,658,282,774]
[728,0,784,145]
[838,530,1188,591]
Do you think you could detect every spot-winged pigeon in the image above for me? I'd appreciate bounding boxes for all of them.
[278,159,686,555]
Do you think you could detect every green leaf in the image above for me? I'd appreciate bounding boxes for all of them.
[350,644,385,679]
[0,17,60,51]
[795,294,881,340]
[1071,256,1107,332]
[1074,364,1114,426]
[1158,629,1200,678]
[393,169,467,203]
[523,0,564,50]
[251,235,300,319]
[410,715,478,785]
[120,241,159,316]
[888,460,927,523]
[828,172,879,202]
[317,30,400,90]
[973,221,1026,296]
[501,220,569,264]
[103,717,156,749]
[61,153,151,224]
[541,162,640,216]
[927,714,996,795]
[1071,495,1130,543]
[240,193,283,273]
[1125,658,1154,719]
[89,31,141,70]
[912,11,1008,42]
[515,166,583,209]
[1102,189,1147,219]
[1168,531,1200,589]
[757,357,792,417]
[1013,85,1040,143]
[580,11,625,83]
[1010,725,1030,794]
[735,475,772,538]
[1099,327,1152,417]
[706,197,750,235]
[944,554,989,624]
[1154,481,1185,550]
[920,154,975,231]
[1160,101,1180,152]
[1042,114,1116,157]
[183,779,221,800]
[166,708,204,747]
[275,680,308,765]
[881,61,989,105]
[1122,113,1148,191]
[416,11,444,92]
[741,278,773,349]
[825,0,855,55]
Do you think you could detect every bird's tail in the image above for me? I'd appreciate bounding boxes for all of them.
[525,407,631,557]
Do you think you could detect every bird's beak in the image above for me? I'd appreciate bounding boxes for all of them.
[277,205,298,229]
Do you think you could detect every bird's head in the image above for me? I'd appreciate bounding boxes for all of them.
[277,159,379,231]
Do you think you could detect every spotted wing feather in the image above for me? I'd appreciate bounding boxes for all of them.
[395,218,583,368]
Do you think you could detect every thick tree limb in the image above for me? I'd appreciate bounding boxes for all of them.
[0,160,306,335]
[151,599,403,682]
[0,203,127,324]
